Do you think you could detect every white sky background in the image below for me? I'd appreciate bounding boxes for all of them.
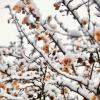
[0,0,100,46]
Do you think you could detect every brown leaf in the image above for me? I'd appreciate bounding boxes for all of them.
[29,23,36,29]
[53,2,60,10]
[89,57,95,64]
[62,57,72,66]
[61,88,69,94]
[22,16,29,24]
[77,58,83,63]
[80,19,88,26]
[43,37,49,43]
[62,67,69,73]
[47,15,52,23]
[94,30,100,42]
[0,83,6,90]
[44,32,49,35]
[13,5,22,13]
[90,95,97,100]
[13,92,17,96]
[49,96,54,100]
[12,80,19,89]
[42,44,49,53]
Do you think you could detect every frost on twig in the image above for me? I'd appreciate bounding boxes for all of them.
[0,0,100,100]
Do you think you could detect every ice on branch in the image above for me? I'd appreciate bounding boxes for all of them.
[0,0,100,100]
